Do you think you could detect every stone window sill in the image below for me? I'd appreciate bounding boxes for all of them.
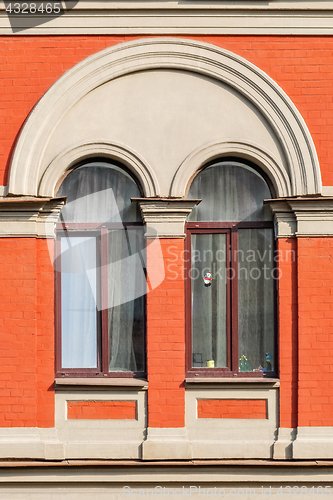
[55,378,148,390]
[185,377,280,387]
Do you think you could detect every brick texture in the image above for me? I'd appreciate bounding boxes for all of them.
[36,239,55,428]
[1,36,333,185]
[0,238,54,427]
[197,399,267,419]
[278,238,298,429]
[147,239,185,428]
[297,238,333,427]
[67,401,136,420]
[1,35,333,432]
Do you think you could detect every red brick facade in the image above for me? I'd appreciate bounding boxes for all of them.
[0,33,333,463]
[1,36,333,185]
[147,239,186,428]
[278,238,298,430]
[0,238,54,427]
[197,399,267,419]
[297,238,333,427]
[67,401,137,420]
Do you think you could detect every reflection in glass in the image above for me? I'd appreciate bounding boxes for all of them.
[191,233,227,368]
[61,236,98,368]
[238,228,275,373]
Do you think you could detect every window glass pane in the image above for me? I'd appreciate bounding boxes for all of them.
[191,233,227,368]
[188,161,272,222]
[57,162,141,223]
[238,228,275,374]
[61,236,98,369]
[107,227,146,372]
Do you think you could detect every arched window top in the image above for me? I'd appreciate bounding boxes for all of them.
[56,160,145,376]
[188,160,272,222]
[186,159,276,377]
[56,161,141,223]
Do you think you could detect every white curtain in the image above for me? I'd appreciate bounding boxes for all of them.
[57,162,145,372]
[188,161,272,222]
[188,160,275,372]
[61,236,98,368]
[57,163,141,223]
[238,228,275,372]
[108,228,145,372]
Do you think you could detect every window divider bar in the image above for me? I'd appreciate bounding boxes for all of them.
[55,237,62,374]
[226,230,232,371]
[186,221,273,229]
[230,227,239,373]
[100,227,109,374]
[184,225,193,374]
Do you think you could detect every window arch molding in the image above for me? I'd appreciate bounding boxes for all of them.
[39,141,158,198]
[171,140,288,199]
[8,37,321,197]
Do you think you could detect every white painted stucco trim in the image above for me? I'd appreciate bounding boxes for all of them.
[55,390,147,460]
[39,141,160,198]
[8,38,321,199]
[269,198,333,237]
[171,140,291,198]
[293,427,333,459]
[185,386,279,460]
[1,2,333,35]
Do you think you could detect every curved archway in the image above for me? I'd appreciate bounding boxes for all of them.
[8,38,321,197]
[171,140,291,198]
[39,141,159,198]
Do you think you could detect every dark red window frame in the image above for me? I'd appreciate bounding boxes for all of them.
[55,221,146,378]
[185,220,278,378]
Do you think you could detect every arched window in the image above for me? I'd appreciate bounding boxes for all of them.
[56,161,146,377]
[186,159,276,377]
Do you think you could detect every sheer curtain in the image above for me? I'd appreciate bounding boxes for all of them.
[57,162,145,372]
[238,228,275,372]
[188,160,275,372]
[191,233,227,368]
[108,228,145,372]
[57,163,141,223]
[188,162,272,222]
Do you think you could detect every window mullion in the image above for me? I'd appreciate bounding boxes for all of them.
[55,236,62,374]
[225,229,232,371]
[230,226,239,373]
[100,227,109,374]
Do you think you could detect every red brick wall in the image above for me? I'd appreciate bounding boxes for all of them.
[1,36,333,185]
[0,238,54,427]
[147,239,185,428]
[1,35,333,432]
[36,239,55,428]
[278,238,298,429]
[297,238,333,427]
[197,399,267,419]
[67,401,136,420]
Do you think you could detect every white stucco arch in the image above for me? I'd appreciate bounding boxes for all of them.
[8,38,321,198]
[171,140,290,198]
[39,141,159,198]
